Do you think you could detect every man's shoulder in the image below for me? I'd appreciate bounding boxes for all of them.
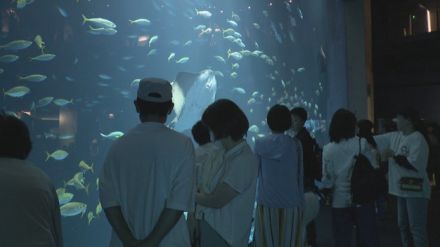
[119,124,191,145]
[377,131,399,140]
[255,134,270,145]
[255,134,291,150]
[3,159,46,175]
[165,127,193,142]
[240,143,258,163]
[0,159,53,187]
[22,160,52,182]
[407,131,429,149]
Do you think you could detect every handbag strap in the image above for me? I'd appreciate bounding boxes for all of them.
[294,137,302,192]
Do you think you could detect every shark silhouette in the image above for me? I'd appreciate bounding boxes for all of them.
[170,69,217,133]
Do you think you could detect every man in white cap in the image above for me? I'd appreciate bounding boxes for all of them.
[99,78,195,247]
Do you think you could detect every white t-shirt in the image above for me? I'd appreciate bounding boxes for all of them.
[200,141,258,247]
[374,131,431,199]
[0,158,63,247]
[195,141,225,194]
[99,122,195,247]
[321,137,378,208]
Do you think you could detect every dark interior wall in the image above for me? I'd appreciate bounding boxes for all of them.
[344,0,371,120]
[324,0,349,119]
[372,0,440,123]
[376,85,440,122]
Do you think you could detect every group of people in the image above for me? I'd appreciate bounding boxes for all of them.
[0,77,434,247]
[320,108,433,247]
[98,79,324,247]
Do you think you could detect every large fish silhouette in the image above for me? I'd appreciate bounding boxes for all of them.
[170,69,217,133]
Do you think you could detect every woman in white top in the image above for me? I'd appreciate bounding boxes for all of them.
[375,108,430,247]
[321,109,379,247]
[195,99,258,247]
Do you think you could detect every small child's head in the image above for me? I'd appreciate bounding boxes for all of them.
[357,119,374,137]
[192,120,211,146]
[267,104,292,133]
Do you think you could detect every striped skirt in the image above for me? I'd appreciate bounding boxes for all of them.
[253,205,304,247]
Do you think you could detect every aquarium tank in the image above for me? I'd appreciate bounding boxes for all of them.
[0,0,336,246]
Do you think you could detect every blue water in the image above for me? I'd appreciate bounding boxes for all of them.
[0,0,329,246]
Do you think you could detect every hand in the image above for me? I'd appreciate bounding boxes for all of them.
[123,239,142,247]
[319,188,332,206]
[380,149,394,161]
[135,238,159,247]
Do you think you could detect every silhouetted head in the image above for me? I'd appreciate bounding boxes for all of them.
[329,109,357,143]
[0,114,32,160]
[202,99,249,141]
[393,107,430,145]
[394,107,420,133]
[267,104,291,133]
[134,78,174,121]
[357,119,377,148]
[290,107,307,132]
[357,119,374,137]
[427,122,440,145]
[192,120,211,146]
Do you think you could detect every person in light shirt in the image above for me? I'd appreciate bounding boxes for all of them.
[99,78,195,247]
[195,99,258,247]
[254,104,305,247]
[375,108,430,247]
[321,109,379,247]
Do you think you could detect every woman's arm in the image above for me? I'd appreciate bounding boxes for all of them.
[320,146,334,189]
[196,182,239,208]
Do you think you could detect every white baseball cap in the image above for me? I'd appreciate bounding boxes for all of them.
[137,78,172,103]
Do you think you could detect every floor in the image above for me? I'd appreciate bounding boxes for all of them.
[313,193,440,247]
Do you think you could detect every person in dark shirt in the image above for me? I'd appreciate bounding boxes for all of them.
[290,107,321,247]
[290,107,321,190]
[0,114,63,247]
[426,122,440,189]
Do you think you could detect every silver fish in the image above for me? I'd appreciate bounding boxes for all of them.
[30,54,56,62]
[19,74,47,82]
[0,54,19,63]
[4,86,30,98]
[82,14,116,29]
[60,202,87,217]
[129,18,151,26]
[0,40,32,51]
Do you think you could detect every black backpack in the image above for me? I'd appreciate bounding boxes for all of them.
[351,138,378,204]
